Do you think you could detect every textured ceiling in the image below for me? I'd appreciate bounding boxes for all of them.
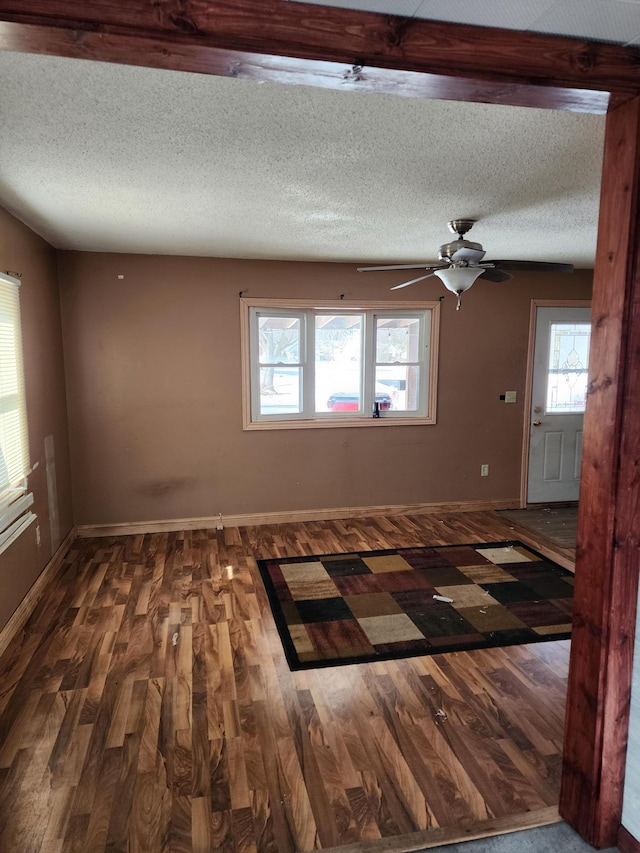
[0,25,606,266]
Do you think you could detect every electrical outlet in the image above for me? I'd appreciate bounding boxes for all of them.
[481,464,489,477]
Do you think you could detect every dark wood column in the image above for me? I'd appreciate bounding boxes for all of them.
[560,95,640,848]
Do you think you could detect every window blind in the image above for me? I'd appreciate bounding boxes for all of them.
[0,272,30,530]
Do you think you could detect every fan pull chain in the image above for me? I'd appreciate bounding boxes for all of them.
[456,293,462,311]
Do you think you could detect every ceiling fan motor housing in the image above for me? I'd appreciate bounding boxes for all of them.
[438,238,486,264]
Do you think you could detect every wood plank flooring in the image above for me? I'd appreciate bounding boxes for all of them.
[498,506,577,568]
[0,511,571,852]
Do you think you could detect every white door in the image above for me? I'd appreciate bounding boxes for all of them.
[527,305,591,503]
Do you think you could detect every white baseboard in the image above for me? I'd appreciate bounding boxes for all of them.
[0,525,76,658]
[76,498,519,538]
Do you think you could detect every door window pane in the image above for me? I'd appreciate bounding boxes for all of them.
[315,314,363,412]
[546,322,591,413]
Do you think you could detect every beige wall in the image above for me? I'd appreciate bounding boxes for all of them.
[0,207,73,628]
[58,251,592,526]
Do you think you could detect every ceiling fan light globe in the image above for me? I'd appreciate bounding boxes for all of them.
[434,266,486,295]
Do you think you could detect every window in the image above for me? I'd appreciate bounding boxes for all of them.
[241,298,439,429]
[0,272,34,554]
[545,321,591,414]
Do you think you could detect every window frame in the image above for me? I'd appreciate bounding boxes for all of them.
[241,297,440,430]
[0,271,35,554]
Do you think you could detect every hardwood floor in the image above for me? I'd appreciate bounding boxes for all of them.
[0,511,571,852]
[498,507,577,568]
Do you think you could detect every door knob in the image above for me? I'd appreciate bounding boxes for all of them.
[533,419,542,426]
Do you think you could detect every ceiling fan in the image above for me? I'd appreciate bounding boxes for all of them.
[357,219,574,310]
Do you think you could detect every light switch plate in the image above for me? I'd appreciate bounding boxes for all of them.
[505,390,517,403]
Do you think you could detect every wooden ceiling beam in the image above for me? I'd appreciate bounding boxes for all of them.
[1,0,639,112]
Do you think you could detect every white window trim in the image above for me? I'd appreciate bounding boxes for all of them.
[0,508,36,557]
[240,297,440,430]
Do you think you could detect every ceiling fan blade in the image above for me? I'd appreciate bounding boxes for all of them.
[357,263,442,272]
[390,272,437,290]
[479,268,513,283]
[488,260,574,273]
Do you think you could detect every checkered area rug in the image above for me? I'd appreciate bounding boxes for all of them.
[257,541,574,670]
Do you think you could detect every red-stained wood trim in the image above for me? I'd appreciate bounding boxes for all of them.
[0,21,613,113]
[619,826,640,853]
[2,1,639,112]
[559,95,640,849]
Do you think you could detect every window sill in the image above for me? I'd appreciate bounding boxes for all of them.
[0,508,37,556]
[243,415,436,430]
